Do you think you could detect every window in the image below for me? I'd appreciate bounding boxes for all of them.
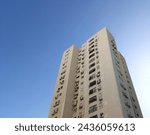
[98,85,102,91]
[73,108,77,113]
[136,113,139,117]
[89,41,94,46]
[131,97,135,102]
[120,83,126,91]
[97,79,101,84]
[60,80,64,85]
[66,49,70,53]
[79,103,83,109]
[89,53,95,59]
[76,75,80,79]
[89,87,96,95]
[55,95,58,100]
[81,71,84,75]
[89,49,95,54]
[124,102,131,108]
[80,95,84,100]
[61,70,66,75]
[89,80,96,88]
[89,62,95,69]
[89,104,97,113]
[134,104,137,109]
[53,100,60,107]
[127,114,133,118]
[89,44,94,50]
[99,93,103,102]
[89,38,94,43]
[97,71,100,77]
[73,93,78,99]
[89,73,96,81]
[129,86,132,89]
[89,57,95,63]
[122,91,128,99]
[90,115,98,118]
[73,100,78,107]
[89,68,95,74]
[52,108,58,115]
[59,75,65,80]
[89,95,97,104]
[57,88,60,93]
[100,113,104,118]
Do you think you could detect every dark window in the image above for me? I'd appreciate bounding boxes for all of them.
[57,88,60,93]
[53,100,60,107]
[81,71,84,75]
[79,103,83,109]
[100,113,104,118]
[73,100,78,107]
[89,104,97,113]
[89,80,96,88]
[73,93,78,99]
[134,104,137,109]
[89,53,95,59]
[89,41,94,46]
[89,57,95,63]
[61,70,66,75]
[98,85,102,91]
[89,49,95,54]
[97,79,101,84]
[89,38,94,43]
[89,68,95,74]
[99,94,103,102]
[66,49,70,53]
[120,83,126,91]
[125,102,131,108]
[122,91,128,99]
[89,95,97,103]
[89,73,96,81]
[89,87,96,95]
[89,62,95,69]
[131,97,135,102]
[97,71,100,77]
[127,114,133,118]
[90,115,98,118]
[52,108,58,115]
[89,44,94,50]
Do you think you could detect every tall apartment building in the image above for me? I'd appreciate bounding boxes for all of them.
[49,28,143,118]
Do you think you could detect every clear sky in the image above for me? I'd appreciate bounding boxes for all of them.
[0,0,150,118]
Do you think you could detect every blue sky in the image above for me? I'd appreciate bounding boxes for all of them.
[0,0,150,117]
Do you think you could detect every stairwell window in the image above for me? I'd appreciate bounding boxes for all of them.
[89,68,95,74]
[89,95,97,104]
[89,80,96,88]
[89,104,97,113]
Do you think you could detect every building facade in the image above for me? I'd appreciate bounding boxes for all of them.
[49,28,143,118]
